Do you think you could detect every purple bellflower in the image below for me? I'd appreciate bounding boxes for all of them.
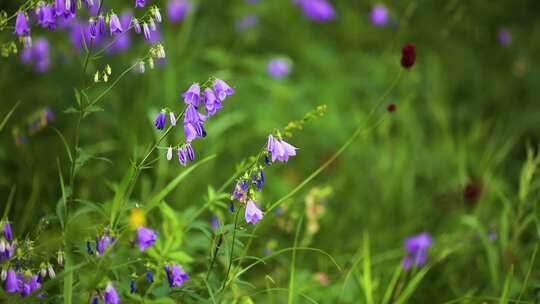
[204,88,222,116]
[370,4,389,27]
[135,0,146,8]
[267,135,297,162]
[97,235,111,256]
[155,110,167,130]
[233,180,249,202]
[245,200,263,224]
[38,4,57,30]
[403,232,433,269]
[165,265,189,287]
[168,0,192,23]
[182,83,201,108]
[104,283,120,304]
[295,0,336,22]
[146,270,154,283]
[213,79,235,102]
[5,269,19,293]
[499,28,512,46]
[109,13,123,35]
[15,12,30,37]
[137,227,157,252]
[253,169,265,191]
[186,143,195,161]
[4,223,13,241]
[178,147,188,166]
[267,58,291,79]
[236,14,258,32]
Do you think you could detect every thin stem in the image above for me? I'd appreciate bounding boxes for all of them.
[220,207,241,291]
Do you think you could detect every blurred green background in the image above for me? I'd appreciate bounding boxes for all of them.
[1,0,540,302]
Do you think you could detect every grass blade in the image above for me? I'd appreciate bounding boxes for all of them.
[0,100,20,133]
[362,231,374,304]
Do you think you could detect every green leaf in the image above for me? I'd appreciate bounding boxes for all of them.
[145,155,216,212]
[0,100,20,133]
[395,266,431,304]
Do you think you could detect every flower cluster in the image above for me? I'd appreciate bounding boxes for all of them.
[231,132,298,225]
[155,78,235,166]
[403,232,433,269]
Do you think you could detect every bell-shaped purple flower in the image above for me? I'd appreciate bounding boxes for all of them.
[267,135,297,162]
[204,88,222,116]
[15,12,30,37]
[245,200,263,224]
[154,110,167,130]
[5,269,19,293]
[21,275,41,297]
[253,169,265,191]
[165,265,189,287]
[146,270,154,283]
[2,243,16,260]
[109,13,123,35]
[137,227,157,252]
[91,295,100,304]
[186,143,195,161]
[4,223,13,242]
[183,105,207,142]
[38,5,56,30]
[104,283,120,304]
[98,15,106,34]
[135,0,146,8]
[402,232,433,269]
[233,180,249,202]
[295,0,336,22]
[211,216,221,231]
[213,79,235,102]
[182,83,201,108]
[236,14,258,32]
[267,58,291,79]
[499,28,512,46]
[178,147,188,166]
[130,280,137,293]
[97,235,111,256]
[370,4,389,27]
[168,0,192,23]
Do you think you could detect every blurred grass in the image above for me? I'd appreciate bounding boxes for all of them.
[1,0,540,302]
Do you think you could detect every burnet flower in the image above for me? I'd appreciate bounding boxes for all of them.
[401,43,416,69]
[403,232,433,269]
[109,13,124,35]
[15,12,30,37]
[267,135,297,162]
[137,227,157,252]
[245,200,264,224]
[154,110,167,130]
[104,282,120,304]
[182,83,201,108]
[165,265,189,287]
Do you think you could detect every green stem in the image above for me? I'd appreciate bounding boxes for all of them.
[220,207,241,291]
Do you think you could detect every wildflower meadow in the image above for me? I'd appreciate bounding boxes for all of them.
[0,0,539,303]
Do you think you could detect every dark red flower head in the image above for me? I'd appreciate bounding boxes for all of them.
[387,103,396,112]
[401,43,416,69]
